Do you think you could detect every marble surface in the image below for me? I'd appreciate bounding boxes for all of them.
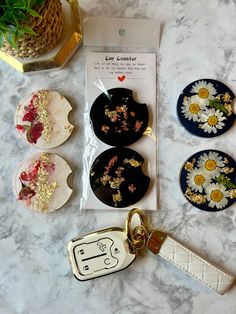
[1,0,236,313]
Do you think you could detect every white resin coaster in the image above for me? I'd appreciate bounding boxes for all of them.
[15,90,74,149]
[13,152,73,213]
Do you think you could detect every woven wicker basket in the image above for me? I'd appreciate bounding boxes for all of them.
[1,0,63,58]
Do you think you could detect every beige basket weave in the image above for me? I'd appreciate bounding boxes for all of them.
[1,0,63,58]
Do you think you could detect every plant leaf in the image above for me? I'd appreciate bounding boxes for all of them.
[20,26,37,35]
[209,99,228,114]
[28,0,36,9]
[28,9,40,17]
[12,1,26,9]
[6,32,15,47]
[0,34,4,47]
[0,22,7,32]
[0,0,45,46]
[215,174,236,189]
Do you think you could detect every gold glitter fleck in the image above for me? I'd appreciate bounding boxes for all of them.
[35,153,57,212]
[110,177,125,189]
[33,91,53,142]
[100,174,111,186]
[112,190,122,206]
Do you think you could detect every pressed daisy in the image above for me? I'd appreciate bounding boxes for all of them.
[199,108,226,134]
[197,151,225,178]
[191,80,217,99]
[186,168,211,193]
[181,95,207,122]
[205,183,228,209]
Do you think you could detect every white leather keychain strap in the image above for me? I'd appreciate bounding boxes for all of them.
[126,209,235,295]
[148,231,235,295]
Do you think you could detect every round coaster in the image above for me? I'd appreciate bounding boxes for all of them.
[180,149,236,211]
[90,88,149,146]
[13,152,73,212]
[15,90,74,149]
[90,147,150,207]
[177,79,235,137]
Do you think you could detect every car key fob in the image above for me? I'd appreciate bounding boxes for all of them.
[67,227,136,281]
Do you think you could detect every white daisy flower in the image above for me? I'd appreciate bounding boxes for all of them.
[186,168,211,193]
[205,183,228,209]
[191,80,217,99]
[181,95,208,122]
[197,151,225,178]
[199,108,226,134]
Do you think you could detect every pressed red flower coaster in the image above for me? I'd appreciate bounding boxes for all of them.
[90,88,149,146]
[177,79,235,137]
[90,147,150,207]
[13,152,73,213]
[15,90,74,149]
[180,149,236,211]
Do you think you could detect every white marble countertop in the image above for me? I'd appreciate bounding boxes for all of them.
[1,0,236,313]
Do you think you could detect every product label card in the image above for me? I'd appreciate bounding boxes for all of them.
[82,52,157,211]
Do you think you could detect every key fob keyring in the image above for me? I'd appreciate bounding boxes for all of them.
[67,208,235,295]
[67,227,136,281]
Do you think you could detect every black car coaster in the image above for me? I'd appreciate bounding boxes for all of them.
[180,149,236,211]
[177,79,235,137]
[90,88,149,146]
[90,147,150,208]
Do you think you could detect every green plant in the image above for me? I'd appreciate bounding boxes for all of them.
[215,174,236,189]
[209,99,228,114]
[0,0,45,48]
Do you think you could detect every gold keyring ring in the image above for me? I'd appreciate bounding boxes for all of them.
[125,208,148,249]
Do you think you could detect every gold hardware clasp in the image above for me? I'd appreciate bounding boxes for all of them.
[125,208,149,251]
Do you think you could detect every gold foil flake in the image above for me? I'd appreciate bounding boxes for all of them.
[110,177,125,189]
[143,127,157,141]
[222,167,234,174]
[123,158,141,167]
[223,157,229,164]
[184,187,206,204]
[33,91,53,142]
[184,159,196,171]
[40,152,50,164]
[112,190,122,206]
[223,92,231,102]
[227,189,236,199]
[105,109,117,120]
[35,153,57,212]
[100,174,111,186]
[115,167,124,176]
[224,103,233,116]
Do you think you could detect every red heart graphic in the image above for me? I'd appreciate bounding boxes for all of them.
[118,75,126,82]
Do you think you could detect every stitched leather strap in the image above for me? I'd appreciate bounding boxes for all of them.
[158,236,235,294]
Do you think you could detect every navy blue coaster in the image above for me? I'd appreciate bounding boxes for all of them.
[180,149,236,211]
[90,147,150,208]
[177,79,235,137]
[90,88,149,146]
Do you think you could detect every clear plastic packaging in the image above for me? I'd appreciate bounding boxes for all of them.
[81,17,160,211]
